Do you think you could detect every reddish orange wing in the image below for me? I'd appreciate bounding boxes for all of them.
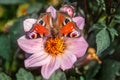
[57,12,81,38]
[26,13,52,39]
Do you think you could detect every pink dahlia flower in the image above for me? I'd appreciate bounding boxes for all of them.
[17,6,88,79]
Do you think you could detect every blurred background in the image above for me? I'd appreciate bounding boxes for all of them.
[0,0,120,80]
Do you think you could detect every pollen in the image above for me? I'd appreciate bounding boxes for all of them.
[45,37,66,56]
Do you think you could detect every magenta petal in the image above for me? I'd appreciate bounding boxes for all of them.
[24,18,37,32]
[25,52,51,68]
[17,36,45,54]
[65,37,88,58]
[41,57,60,79]
[72,16,85,30]
[46,6,57,19]
[60,52,77,71]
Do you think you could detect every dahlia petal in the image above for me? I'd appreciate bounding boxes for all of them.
[41,57,60,79]
[65,37,88,58]
[46,6,56,19]
[24,18,37,32]
[17,36,45,54]
[72,16,85,30]
[60,52,77,71]
[25,52,52,67]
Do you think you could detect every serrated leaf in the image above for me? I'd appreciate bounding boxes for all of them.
[96,28,110,55]
[88,22,105,33]
[108,28,118,41]
[99,59,120,80]
[16,68,34,80]
[0,0,28,4]
[49,70,66,80]
[0,34,11,60]
[0,72,12,80]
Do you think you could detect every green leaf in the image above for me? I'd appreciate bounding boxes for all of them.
[9,17,25,49]
[0,0,29,4]
[113,19,120,23]
[79,76,85,80]
[49,70,66,80]
[70,76,76,80]
[0,72,12,80]
[27,3,42,14]
[16,68,34,80]
[84,62,100,80]
[0,34,11,60]
[88,22,105,33]
[4,61,10,72]
[115,15,120,20]
[35,76,44,80]
[108,27,118,41]
[96,28,110,55]
[114,15,120,23]
[114,8,120,23]
[99,59,120,80]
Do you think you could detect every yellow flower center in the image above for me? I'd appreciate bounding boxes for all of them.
[45,37,66,56]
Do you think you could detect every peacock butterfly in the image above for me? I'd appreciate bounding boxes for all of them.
[26,12,81,39]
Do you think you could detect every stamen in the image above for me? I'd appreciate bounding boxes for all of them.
[45,37,66,56]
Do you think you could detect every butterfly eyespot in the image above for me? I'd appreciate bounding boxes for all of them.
[39,20,43,25]
[38,19,45,26]
[70,30,81,38]
[63,17,71,25]
[65,18,70,24]
[28,32,37,39]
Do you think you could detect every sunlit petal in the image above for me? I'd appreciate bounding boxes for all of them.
[60,52,77,71]
[65,37,88,57]
[46,6,57,19]
[41,57,60,79]
[23,18,37,32]
[17,36,45,54]
[25,52,52,67]
[72,16,85,30]
[61,50,77,70]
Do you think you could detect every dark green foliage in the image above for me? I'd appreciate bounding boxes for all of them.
[9,18,25,49]
[49,70,66,80]
[16,68,34,80]
[99,59,120,80]
[0,0,29,4]
[84,62,101,80]
[0,72,12,80]
[0,34,11,60]
[96,28,110,55]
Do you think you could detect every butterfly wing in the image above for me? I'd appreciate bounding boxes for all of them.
[26,13,52,39]
[56,12,81,38]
